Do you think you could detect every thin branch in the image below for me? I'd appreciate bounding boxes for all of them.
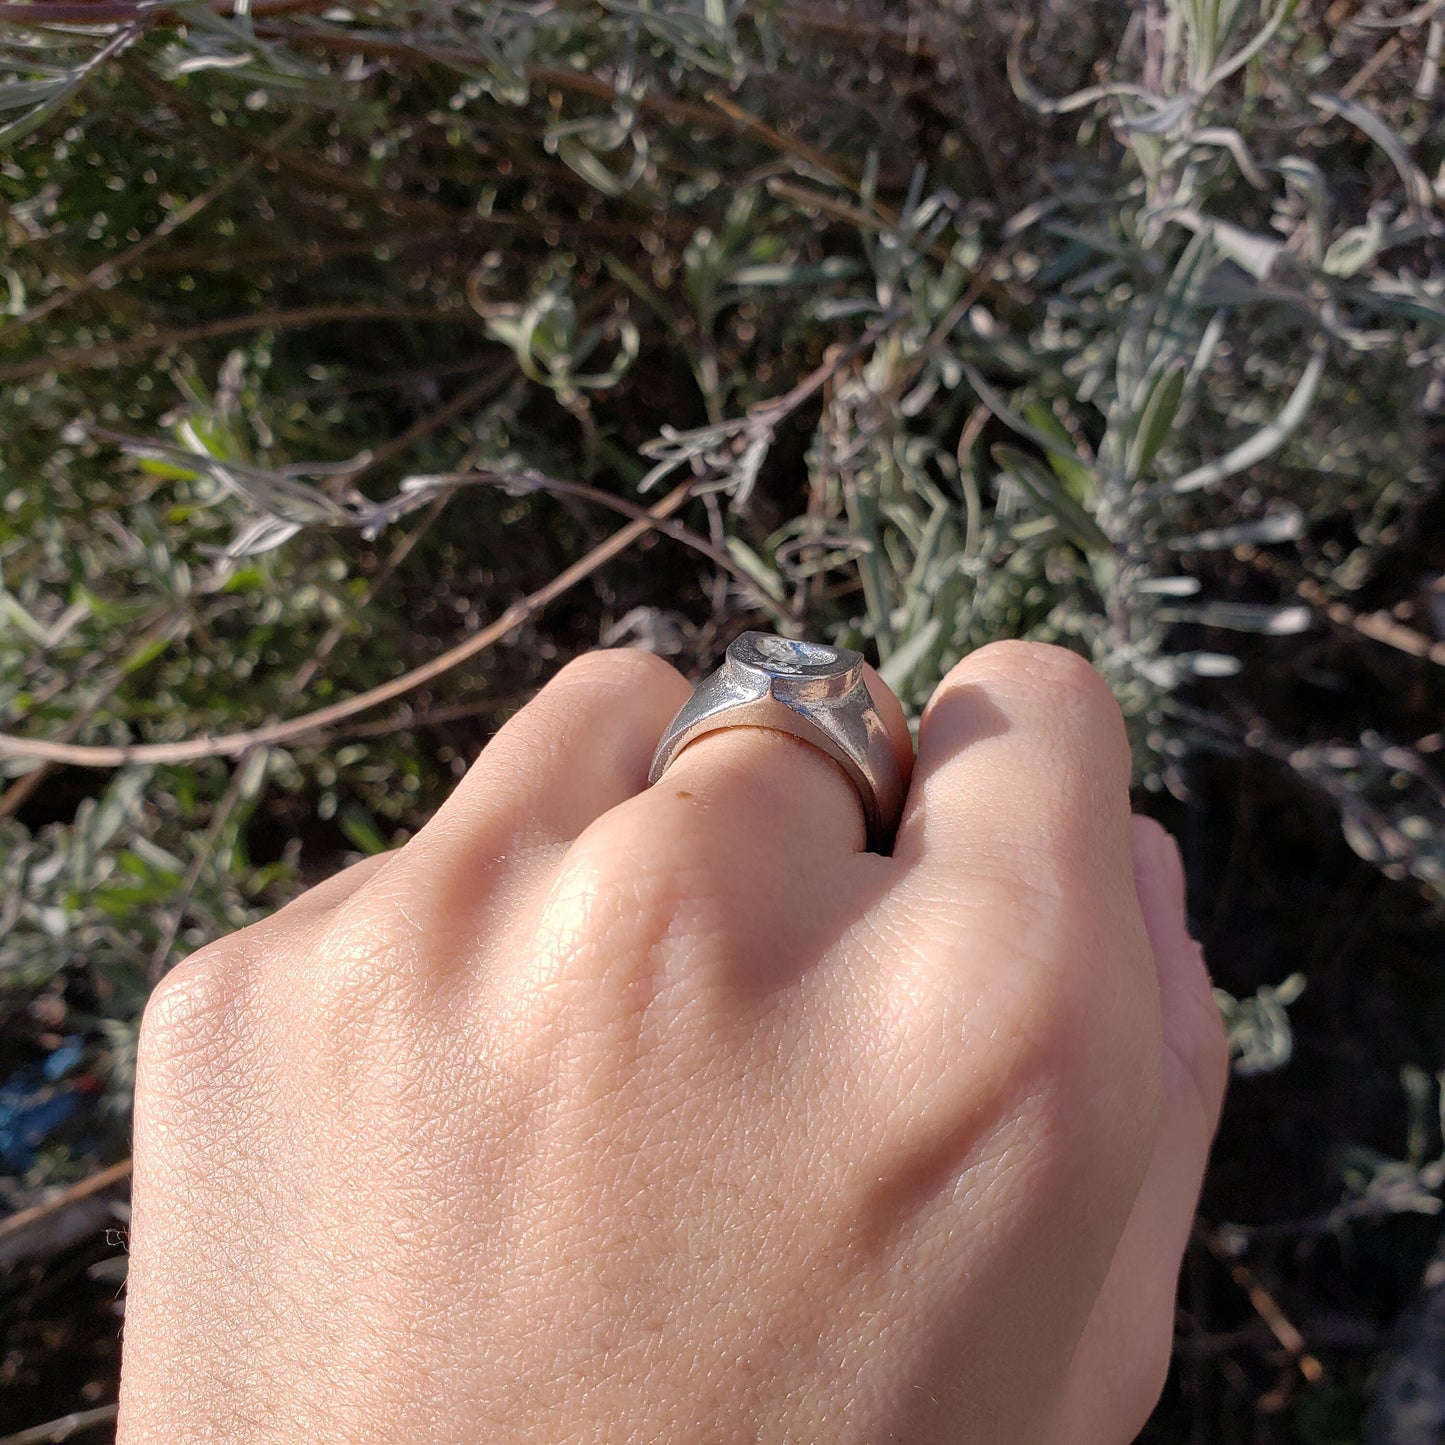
[1237,544,1445,667]
[0,690,107,823]
[0,0,329,22]
[351,359,517,482]
[700,90,858,189]
[1199,1228,1327,1385]
[0,1407,120,1445]
[146,495,448,979]
[0,1159,132,1246]
[0,481,694,768]
[416,469,786,622]
[0,610,185,823]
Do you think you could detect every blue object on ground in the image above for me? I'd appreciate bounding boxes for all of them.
[0,1036,88,1173]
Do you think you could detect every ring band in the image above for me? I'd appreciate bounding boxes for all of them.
[647,632,904,852]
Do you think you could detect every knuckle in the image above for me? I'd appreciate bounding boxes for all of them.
[138,944,247,1090]
[310,913,407,1022]
[291,885,426,1046]
[931,639,1133,810]
[550,645,683,698]
[554,804,690,926]
[972,640,1124,736]
[467,648,686,817]
[533,800,723,981]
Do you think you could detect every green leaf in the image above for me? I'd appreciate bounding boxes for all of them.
[961,364,1089,471]
[340,805,390,856]
[1021,402,1095,500]
[121,633,173,676]
[553,135,624,197]
[137,456,202,482]
[1125,363,1186,482]
[992,446,1111,554]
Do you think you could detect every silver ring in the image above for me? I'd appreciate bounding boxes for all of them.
[647,632,904,852]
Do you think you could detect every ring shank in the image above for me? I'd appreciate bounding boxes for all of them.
[647,635,904,852]
[649,698,886,846]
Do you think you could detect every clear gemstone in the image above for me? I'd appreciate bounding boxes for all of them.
[751,635,837,671]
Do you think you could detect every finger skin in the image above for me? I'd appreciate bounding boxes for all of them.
[895,640,1135,889]
[384,649,692,950]
[868,644,1167,1442]
[413,647,693,859]
[1050,818,1229,1444]
[884,641,1158,1159]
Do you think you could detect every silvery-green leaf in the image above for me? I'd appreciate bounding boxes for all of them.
[1166,209,1283,281]
[1183,651,1243,677]
[1,26,139,149]
[1158,602,1313,634]
[723,537,785,603]
[1203,0,1298,90]
[1323,215,1387,278]
[1007,28,1158,116]
[1310,92,1433,215]
[1114,95,1197,134]
[207,516,305,560]
[172,52,255,74]
[1134,576,1202,596]
[1167,126,1267,189]
[1162,343,1327,494]
[1169,508,1307,549]
[0,79,69,113]
[879,618,942,693]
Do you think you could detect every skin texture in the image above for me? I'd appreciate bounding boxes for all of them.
[118,641,1227,1444]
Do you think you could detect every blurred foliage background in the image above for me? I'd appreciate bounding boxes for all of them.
[0,0,1442,1439]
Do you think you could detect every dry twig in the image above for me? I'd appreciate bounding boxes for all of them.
[0,481,694,768]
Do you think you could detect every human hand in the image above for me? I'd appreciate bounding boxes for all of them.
[118,641,1226,1444]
